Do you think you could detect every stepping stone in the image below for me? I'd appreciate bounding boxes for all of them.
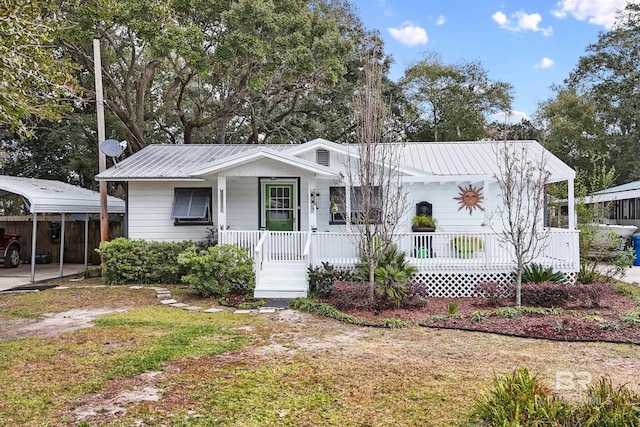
[183,306,201,311]
[160,299,178,305]
[92,285,106,288]
[54,286,69,290]
[259,308,276,314]
[129,286,144,289]
[156,293,172,298]
[203,308,224,313]
[233,309,253,314]
[170,303,189,308]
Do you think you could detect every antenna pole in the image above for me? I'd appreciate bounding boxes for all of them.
[94,39,109,243]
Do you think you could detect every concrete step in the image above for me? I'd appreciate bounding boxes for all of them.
[254,288,307,298]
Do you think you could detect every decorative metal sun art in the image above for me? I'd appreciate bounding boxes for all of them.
[453,184,484,215]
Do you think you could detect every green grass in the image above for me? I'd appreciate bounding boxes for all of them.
[0,303,257,426]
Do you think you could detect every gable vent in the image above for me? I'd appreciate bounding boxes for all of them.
[316,149,330,167]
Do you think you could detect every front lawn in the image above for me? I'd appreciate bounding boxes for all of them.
[1,281,639,426]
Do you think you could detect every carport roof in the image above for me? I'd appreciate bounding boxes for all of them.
[0,176,126,214]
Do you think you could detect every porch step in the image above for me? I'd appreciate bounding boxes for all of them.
[254,261,308,299]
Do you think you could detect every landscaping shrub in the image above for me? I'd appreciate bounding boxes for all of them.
[330,281,375,311]
[474,281,514,306]
[473,367,572,425]
[97,237,193,285]
[177,245,254,298]
[354,243,417,284]
[307,262,354,297]
[473,367,640,426]
[520,263,568,284]
[519,282,611,308]
[575,377,640,425]
[400,283,429,309]
[520,281,570,307]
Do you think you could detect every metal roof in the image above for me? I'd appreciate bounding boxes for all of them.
[186,147,339,177]
[594,180,640,195]
[96,144,291,180]
[396,140,574,182]
[0,176,126,214]
[95,140,574,183]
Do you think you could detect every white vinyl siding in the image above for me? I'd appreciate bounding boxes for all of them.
[128,181,216,242]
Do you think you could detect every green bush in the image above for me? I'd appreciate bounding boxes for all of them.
[472,367,572,425]
[97,238,193,285]
[575,377,640,425]
[520,263,568,284]
[177,245,254,298]
[307,262,354,297]
[472,367,640,426]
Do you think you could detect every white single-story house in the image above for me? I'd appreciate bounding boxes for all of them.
[96,138,579,298]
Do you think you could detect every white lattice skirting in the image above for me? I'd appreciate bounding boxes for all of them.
[410,270,578,298]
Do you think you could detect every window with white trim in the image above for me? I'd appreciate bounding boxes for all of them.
[329,186,381,224]
[171,188,212,225]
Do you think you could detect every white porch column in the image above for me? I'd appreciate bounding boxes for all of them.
[567,178,576,229]
[308,178,317,230]
[483,179,491,227]
[217,176,227,230]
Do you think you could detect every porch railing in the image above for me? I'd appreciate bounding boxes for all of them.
[219,228,580,272]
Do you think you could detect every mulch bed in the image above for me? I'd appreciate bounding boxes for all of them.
[328,287,640,344]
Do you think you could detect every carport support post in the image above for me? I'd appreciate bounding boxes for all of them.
[84,214,89,269]
[59,213,65,277]
[30,213,37,283]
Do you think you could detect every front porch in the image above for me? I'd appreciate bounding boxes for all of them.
[220,229,580,298]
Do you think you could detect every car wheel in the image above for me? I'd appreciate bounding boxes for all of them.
[4,246,20,268]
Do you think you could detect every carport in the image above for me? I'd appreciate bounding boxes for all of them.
[0,176,126,282]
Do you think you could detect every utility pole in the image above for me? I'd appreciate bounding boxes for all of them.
[94,39,109,242]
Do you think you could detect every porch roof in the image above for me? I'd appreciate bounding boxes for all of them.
[95,144,291,181]
[0,175,126,214]
[185,147,340,177]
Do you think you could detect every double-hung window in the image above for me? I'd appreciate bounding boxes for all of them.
[329,186,381,224]
[171,188,212,225]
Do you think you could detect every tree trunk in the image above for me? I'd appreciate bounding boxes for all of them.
[515,269,522,307]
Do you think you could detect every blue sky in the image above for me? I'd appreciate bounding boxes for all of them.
[349,0,630,123]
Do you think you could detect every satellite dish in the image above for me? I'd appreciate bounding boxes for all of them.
[101,139,126,157]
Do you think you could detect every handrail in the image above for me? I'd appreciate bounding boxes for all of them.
[253,231,269,290]
[302,230,312,268]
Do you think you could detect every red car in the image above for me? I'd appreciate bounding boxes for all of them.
[0,228,21,268]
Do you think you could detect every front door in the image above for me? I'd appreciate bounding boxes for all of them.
[265,183,295,231]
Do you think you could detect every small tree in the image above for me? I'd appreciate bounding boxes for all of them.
[345,38,408,287]
[492,141,550,306]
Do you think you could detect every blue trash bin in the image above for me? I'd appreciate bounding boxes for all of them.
[633,235,640,266]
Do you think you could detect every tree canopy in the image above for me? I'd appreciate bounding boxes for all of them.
[540,3,640,184]
[400,53,513,142]
[0,0,78,135]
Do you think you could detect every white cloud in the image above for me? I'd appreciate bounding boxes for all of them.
[536,57,555,68]
[388,22,428,46]
[493,10,553,36]
[490,110,530,124]
[436,15,447,26]
[552,0,628,29]
[492,11,508,26]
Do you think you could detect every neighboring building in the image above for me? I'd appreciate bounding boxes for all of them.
[96,138,579,298]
